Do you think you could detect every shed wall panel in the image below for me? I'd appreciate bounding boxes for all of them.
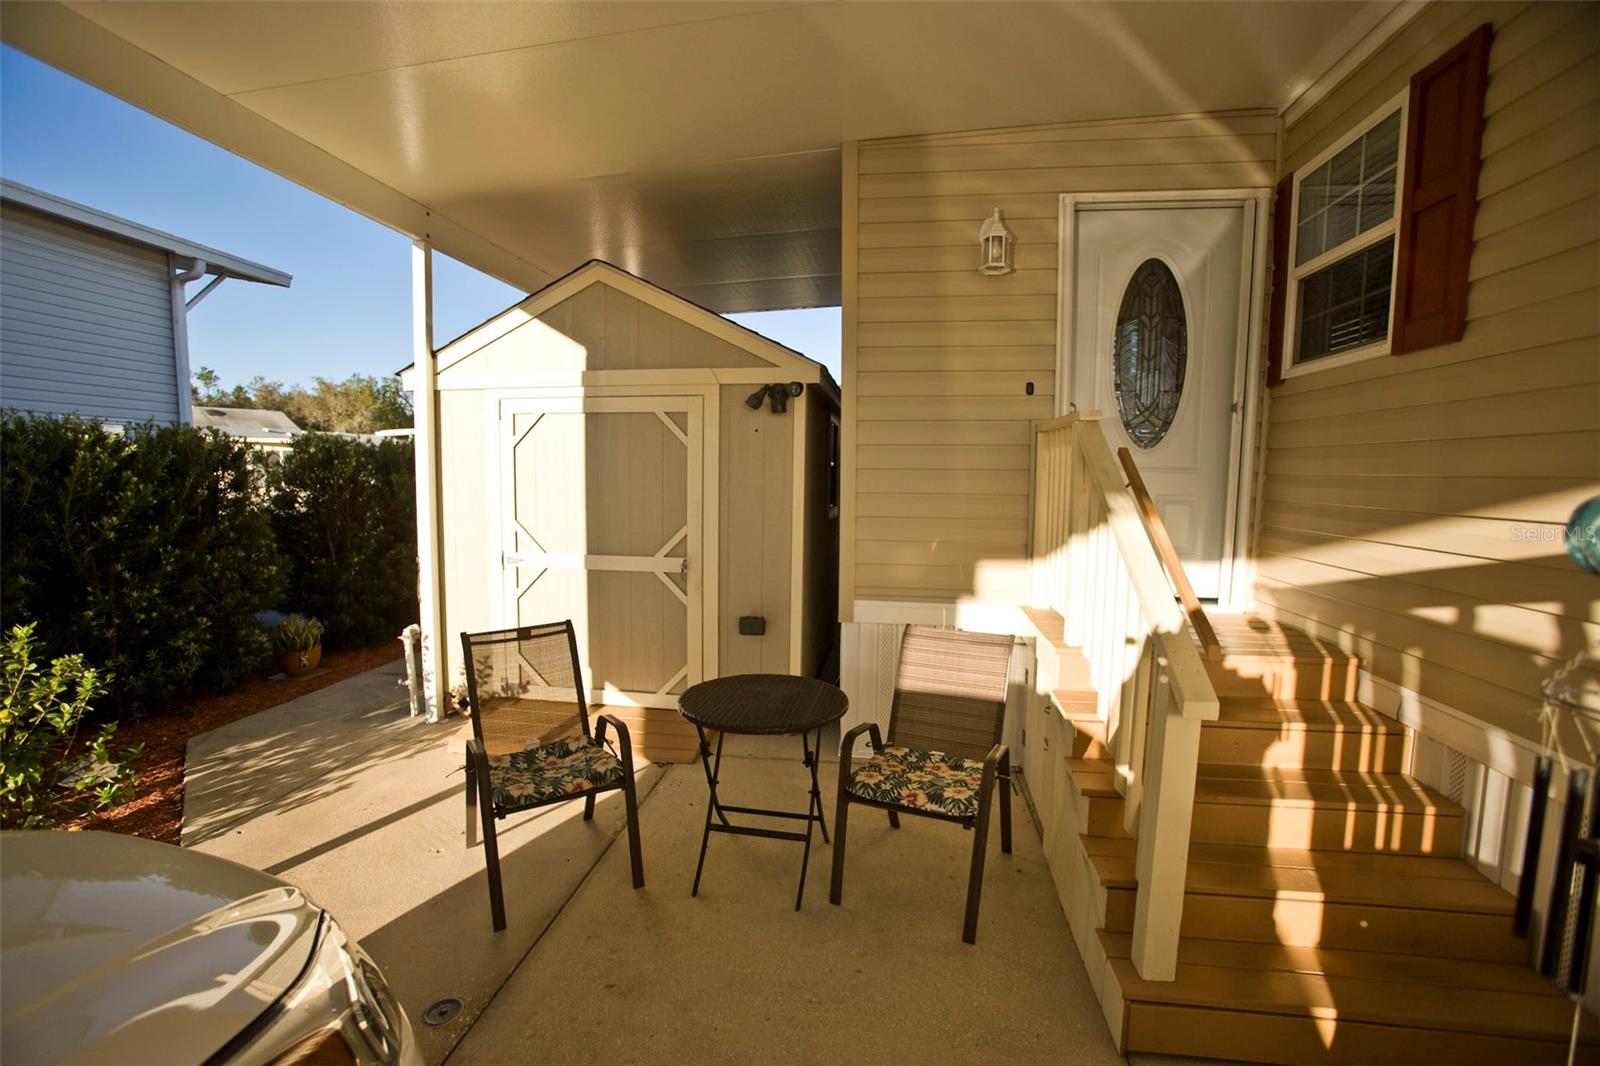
[1256,0,1600,745]
[438,278,770,381]
[0,203,178,423]
[718,384,793,674]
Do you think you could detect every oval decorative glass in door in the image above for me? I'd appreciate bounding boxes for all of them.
[1112,258,1188,449]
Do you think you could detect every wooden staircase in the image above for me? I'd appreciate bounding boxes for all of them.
[1024,609,1598,1064]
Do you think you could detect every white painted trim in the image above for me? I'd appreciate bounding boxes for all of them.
[1280,91,1409,376]
[700,382,721,680]
[852,598,1031,637]
[168,255,196,426]
[839,140,860,624]
[6,179,291,287]
[1280,1,1429,127]
[411,241,446,718]
[433,261,822,376]
[1056,188,1271,608]
[790,387,808,675]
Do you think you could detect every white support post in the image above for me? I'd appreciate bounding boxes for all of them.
[412,240,446,720]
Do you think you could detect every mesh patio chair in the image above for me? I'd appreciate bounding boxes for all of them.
[460,621,644,932]
[829,625,1014,943]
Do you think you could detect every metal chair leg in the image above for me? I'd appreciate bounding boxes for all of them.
[464,753,478,849]
[887,809,900,829]
[622,775,645,889]
[999,749,1013,856]
[829,781,851,905]
[583,794,597,821]
[473,756,507,932]
[962,781,996,944]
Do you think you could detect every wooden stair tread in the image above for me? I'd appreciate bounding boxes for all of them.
[1065,757,1118,796]
[1099,932,1551,997]
[1209,614,1355,663]
[1100,934,1574,1043]
[1211,698,1403,732]
[1103,954,1582,1044]
[1088,850,1514,914]
[1051,689,1099,715]
[1079,834,1496,882]
[1192,768,1458,813]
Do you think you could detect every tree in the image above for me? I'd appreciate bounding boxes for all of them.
[192,370,413,434]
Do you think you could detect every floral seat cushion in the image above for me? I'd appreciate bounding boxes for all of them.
[485,736,624,813]
[846,744,986,819]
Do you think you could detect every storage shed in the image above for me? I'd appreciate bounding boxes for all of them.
[402,261,840,761]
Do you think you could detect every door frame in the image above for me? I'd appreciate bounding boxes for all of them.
[1056,188,1271,609]
[483,382,721,706]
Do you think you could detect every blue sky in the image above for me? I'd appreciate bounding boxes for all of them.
[0,45,840,388]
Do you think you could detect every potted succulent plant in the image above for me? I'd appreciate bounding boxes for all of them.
[270,614,325,677]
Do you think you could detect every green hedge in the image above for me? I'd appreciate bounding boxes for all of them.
[267,433,419,648]
[0,414,417,716]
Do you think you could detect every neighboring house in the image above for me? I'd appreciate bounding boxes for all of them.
[192,405,302,454]
[9,2,1596,1060]
[0,180,290,425]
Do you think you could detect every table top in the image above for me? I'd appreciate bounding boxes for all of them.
[677,674,848,735]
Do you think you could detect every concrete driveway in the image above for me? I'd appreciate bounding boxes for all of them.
[184,663,1124,1065]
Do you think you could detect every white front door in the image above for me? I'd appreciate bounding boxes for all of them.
[1072,205,1247,599]
[498,394,703,707]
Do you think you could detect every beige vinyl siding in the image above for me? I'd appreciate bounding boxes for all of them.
[846,111,1275,607]
[0,202,179,423]
[1254,0,1600,744]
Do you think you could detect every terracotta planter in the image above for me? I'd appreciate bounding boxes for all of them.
[278,644,322,677]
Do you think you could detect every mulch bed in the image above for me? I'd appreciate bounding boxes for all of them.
[57,643,404,845]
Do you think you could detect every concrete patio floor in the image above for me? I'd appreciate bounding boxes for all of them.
[184,663,1128,1065]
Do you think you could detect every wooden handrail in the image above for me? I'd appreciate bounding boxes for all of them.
[1116,447,1223,662]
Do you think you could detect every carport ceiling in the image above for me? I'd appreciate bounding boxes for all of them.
[4,1,1394,311]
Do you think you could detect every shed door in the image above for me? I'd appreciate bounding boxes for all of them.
[499,395,702,708]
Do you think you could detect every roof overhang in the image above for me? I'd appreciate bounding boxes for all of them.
[3,1,1401,311]
[1,178,292,286]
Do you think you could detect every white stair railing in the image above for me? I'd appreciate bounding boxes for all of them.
[1031,410,1219,980]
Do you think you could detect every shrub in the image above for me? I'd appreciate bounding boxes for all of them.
[1,623,140,827]
[269,614,325,654]
[0,413,284,715]
[0,416,284,713]
[268,434,418,649]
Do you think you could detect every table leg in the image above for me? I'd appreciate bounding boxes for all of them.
[692,726,727,897]
[794,726,826,910]
[802,727,829,844]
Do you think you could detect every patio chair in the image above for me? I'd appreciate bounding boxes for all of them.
[829,625,1014,944]
[460,622,644,932]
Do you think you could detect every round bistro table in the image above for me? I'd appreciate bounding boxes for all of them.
[677,674,849,910]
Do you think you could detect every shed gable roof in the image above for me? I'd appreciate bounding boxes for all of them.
[430,260,824,378]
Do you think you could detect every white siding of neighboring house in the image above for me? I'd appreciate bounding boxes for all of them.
[0,201,180,424]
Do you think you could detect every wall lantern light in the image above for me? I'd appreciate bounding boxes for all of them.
[978,208,1013,276]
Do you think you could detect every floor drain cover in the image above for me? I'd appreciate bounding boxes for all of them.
[422,998,462,1026]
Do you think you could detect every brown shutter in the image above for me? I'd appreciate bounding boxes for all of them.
[1265,174,1294,386]
[1391,23,1493,355]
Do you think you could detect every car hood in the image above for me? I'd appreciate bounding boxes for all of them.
[1,831,322,1066]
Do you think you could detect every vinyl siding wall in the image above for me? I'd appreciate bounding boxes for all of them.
[843,112,1275,614]
[1255,0,1600,744]
[0,202,179,423]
